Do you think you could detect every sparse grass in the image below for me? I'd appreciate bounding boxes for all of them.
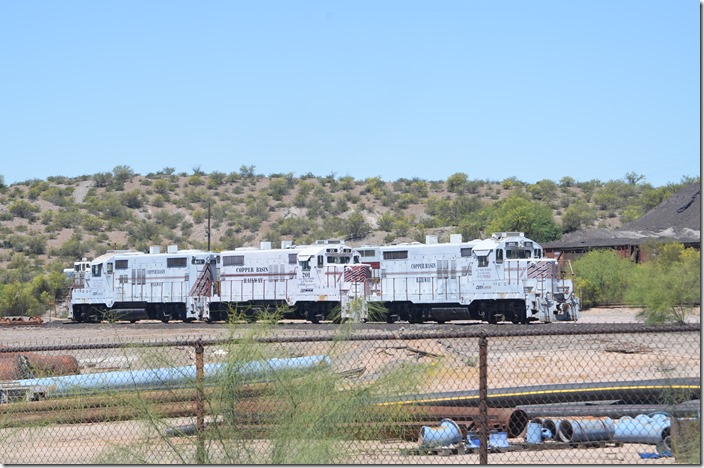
[84,319,431,464]
[671,418,700,464]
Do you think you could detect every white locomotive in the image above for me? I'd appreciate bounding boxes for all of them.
[69,241,371,323]
[360,232,579,324]
[68,233,578,324]
[69,246,217,323]
[210,240,371,323]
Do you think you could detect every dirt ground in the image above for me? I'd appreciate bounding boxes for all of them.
[0,307,699,464]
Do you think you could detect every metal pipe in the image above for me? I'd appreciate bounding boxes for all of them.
[379,378,701,407]
[418,418,463,447]
[0,356,24,380]
[558,416,615,442]
[0,400,198,427]
[614,413,671,449]
[518,400,700,419]
[541,418,561,440]
[400,406,528,438]
[2,355,331,398]
[21,353,80,377]
[0,354,80,380]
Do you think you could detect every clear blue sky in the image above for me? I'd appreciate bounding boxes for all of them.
[0,1,699,187]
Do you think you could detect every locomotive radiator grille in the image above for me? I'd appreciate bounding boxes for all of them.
[343,265,370,283]
[527,261,556,279]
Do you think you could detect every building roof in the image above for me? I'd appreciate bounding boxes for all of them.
[544,182,701,250]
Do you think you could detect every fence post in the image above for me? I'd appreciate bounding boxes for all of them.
[478,333,488,465]
[195,339,206,464]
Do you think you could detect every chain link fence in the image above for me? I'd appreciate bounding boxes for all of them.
[0,324,699,464]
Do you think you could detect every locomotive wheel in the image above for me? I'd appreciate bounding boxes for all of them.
[487,312,498,325]
[407,308,424,324]
[512,311,528,325]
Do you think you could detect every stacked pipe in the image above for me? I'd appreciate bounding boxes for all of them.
[0,316,43,326]
[401,406,528,438]
[524,413,673,450]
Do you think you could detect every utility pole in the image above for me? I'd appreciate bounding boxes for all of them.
[207,201,211,251]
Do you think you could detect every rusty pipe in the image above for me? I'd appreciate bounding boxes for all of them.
[0,356,25,380]
[399,406,528,438]
[21,353,80,377]
[0,353,79,380]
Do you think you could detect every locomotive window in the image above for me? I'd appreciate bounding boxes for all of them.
[460,248,472,257]
[299,259,311,271]
[115,260,128,269]
[317,255,324,268]
[341,256,351,264]
[106,263,113,274]
[327,256,337,264]
[383,250,408,260]
[495,249,504,263]
[223,255,245,266]
[477,256,489,267]
[506,249,531,259]
[353,255,360,264]
[167,257,188,268]
[91,264,102,277]
[288,253,297,264]
[534,248,543,258]
[359,249,376,257]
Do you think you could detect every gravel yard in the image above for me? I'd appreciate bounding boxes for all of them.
[0,307,699,464]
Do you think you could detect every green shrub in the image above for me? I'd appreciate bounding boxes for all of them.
[344,211,370,240]
[485,195,562,242]
[627,243,700,324]
[446,172,468,193]
[375,212,395,232]
[8,199,39,219]
[573,250,635,308]
[0,281,44,317]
